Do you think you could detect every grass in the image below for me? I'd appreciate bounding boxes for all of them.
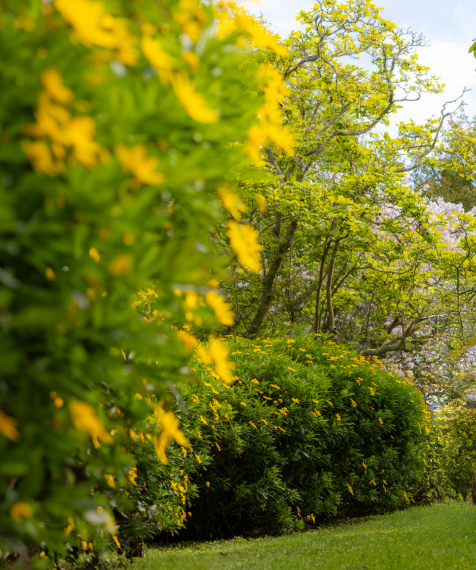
[133,503,476,570]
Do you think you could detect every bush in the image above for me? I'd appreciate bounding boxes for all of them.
[127,333,430,543]
[429,405,476,501]
[0,0,290,561]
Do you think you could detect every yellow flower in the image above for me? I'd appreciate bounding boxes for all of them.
[182,50,200,71]
[115,144,165,186]
[154,402,190,464]
[256,194,267,212]
[65,517,75,536]
[22,140,64,177]
[205,290,234,326]
[66,116,105,167]
[208,336,235,384]
[55,0,138,64]
[176,329,199,352]
[206,481,210,487]
[70,401,113,448]
[112,534,121,549]
[195,454,202,464]
[379,417,383,425]
[336,413,341,422]
[218,187,247,221]
[141,33,175,85]
[172,74,219,124]
[249,421,257,429]
[108,254,133,276]
[0,410,19,442]
[128,467,138,486]
[350,399,357,408]
[10,502,33,521]
[41,68,73,104]
[104,474,115,488]
[227,221,263,273]
[346,484,354,495]
[291,398,300,404]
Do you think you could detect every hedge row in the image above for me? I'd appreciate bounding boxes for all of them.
[123,333,430,548]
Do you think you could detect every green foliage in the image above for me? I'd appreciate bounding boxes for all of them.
[0,0,268,558]
[125,333,430,543]
[429,405,476,500]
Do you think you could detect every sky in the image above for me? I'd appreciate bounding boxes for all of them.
[240,0,476,132]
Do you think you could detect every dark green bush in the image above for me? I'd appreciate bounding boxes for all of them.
[127,333,430,543]
[429,405,476,500]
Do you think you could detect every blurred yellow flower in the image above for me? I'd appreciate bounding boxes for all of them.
[256,194,267,213]
[205,290,234,326]
[66,116,104,167]
[227,221,263,273]
[108,254,133,276]
[172,74,219,124]
[70,401,113,448]
[208,335,235,384]
[10,502,33,521]
[128,467,138,486]
[115,144,165,186]
[218,187,246,221]
[104,474,115,488]
[154,402,190,464]
[22,140,64,176]
[141,34,175,85]
[176,329,199,352]
[41,68,73,104]
[0,411,19,442]
[55,0,138,65]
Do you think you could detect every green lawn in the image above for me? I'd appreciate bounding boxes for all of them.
[133,503,476,570]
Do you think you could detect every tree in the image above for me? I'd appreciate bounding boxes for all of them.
[218,0,468,357]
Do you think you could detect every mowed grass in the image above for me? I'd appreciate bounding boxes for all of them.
[133,503,476,570]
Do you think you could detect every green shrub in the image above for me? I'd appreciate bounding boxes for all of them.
[429,405,476,500]
[127,333,430,543]
[0,0,290,561]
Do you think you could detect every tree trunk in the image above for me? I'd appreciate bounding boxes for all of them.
[246,220,298,338]
[325,242,339,334]
[313,241,331,334]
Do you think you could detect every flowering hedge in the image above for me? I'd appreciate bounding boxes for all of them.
[0,0,293,562]
[124,333,431,545]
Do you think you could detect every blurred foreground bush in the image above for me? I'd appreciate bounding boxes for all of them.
[0,0,291,563]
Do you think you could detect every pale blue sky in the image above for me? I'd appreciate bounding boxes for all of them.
[240,0,476,131]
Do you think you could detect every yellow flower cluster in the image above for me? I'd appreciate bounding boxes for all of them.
[245,65,295,163]
[115,144,165,188]
[197,335,235,384]
[215,1,288,56]
[24,68,108,176]
[54,0,138,65]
